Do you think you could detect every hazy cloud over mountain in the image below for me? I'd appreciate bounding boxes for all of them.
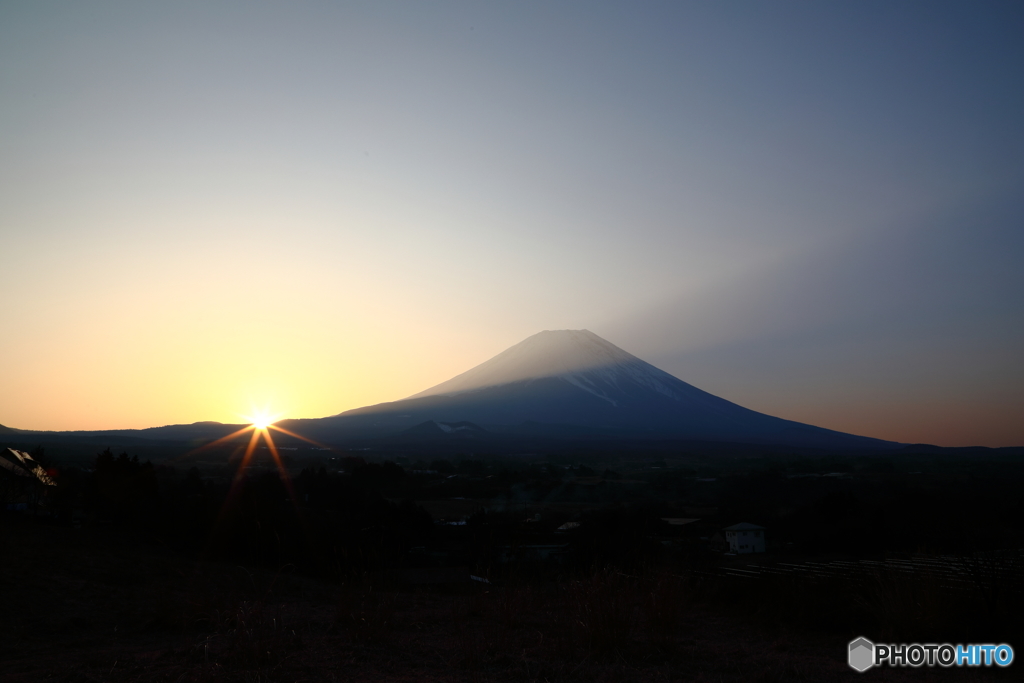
[611,194,1024,445]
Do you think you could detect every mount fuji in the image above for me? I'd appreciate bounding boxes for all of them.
[289,329,895,450]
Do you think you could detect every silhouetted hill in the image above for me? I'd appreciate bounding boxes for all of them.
[3,331,907,451]
[0,421,245,446]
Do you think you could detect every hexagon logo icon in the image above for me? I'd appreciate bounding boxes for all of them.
[849,637,875,672]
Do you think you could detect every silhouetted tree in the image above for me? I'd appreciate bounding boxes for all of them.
[92,447,159,525]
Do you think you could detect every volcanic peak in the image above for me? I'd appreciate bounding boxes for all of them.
[408,329,682,403]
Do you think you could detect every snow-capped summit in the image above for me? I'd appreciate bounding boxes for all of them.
[409,329,681,403]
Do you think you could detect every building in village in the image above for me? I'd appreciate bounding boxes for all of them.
[0,448,56,512]
[723,522,766,553]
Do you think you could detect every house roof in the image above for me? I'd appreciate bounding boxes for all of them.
[1,448,55,486]
[723,522,764,531]
[0,452,32,478]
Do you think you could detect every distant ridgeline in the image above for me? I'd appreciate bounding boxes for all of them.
[2,330,901,451]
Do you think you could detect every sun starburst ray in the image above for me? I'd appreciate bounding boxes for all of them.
[268,424,333,451]
[190,410,321,557]
[174,425,255,462]
[209,427,264,539]
[261,428,297,494]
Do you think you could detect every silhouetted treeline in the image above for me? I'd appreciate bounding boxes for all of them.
[92,448,159,523]
[178,464,433,574]
[24,447,1024,585]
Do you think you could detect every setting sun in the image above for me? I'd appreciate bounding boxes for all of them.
[245,409,279,431]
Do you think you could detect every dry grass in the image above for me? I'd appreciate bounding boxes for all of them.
[561,569,641,655]
[0,518,1013,682]
[333,581,399,644]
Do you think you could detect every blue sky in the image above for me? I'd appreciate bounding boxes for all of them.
[1,1,1022,445]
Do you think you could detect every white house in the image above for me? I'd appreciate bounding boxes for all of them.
[723,523,765,553]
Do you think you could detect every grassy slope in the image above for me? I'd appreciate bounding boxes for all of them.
[0,518,1008,683]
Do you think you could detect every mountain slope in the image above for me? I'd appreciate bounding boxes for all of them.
[310,330,894,449]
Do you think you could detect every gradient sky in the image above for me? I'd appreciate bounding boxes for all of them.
[2,1,1022,446]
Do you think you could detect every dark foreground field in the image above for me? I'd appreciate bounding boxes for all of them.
[1,519,1013,683]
